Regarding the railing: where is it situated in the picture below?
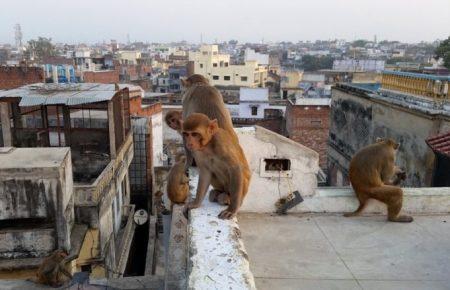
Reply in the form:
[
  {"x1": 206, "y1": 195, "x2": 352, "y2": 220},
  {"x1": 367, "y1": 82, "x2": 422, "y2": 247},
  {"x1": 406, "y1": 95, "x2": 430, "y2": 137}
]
[{"x1": 114, "y1": 204, "x2": 136, "y2": 278}]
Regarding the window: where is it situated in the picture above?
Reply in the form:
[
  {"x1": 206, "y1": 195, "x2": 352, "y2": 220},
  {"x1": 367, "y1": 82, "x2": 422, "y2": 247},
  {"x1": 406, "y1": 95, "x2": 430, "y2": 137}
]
[
  {"x1": 199, "y1": 63, "x2": 203, "y2": 68},
  {"x1": 265, "y1": 159, "x2": 291, "y2": 171},
  {"x1": 311, "y1": 120, "x2": 322, "y2": 126},
  {"x1": 282, "y1": 90, "x2": 288, "y2": 99},
  {"x1": 213, "y1": 75, "x2": 219, "y2": 80},
  {"x1": 251, "y1": 106, "x2": 258, "y2": 116},
  {"x1": 241, "y1": 76, "x2": 248, "y2": 82},
  {"x1": 224, "y1": 76, "x2": 231, "y2": 81},
  {"x1": 202, "y1": 51, "x2": 208, "y2": 55},
  {"x1": 260, "y1": 158, "x2": 292, "y2": 178},
  {"x1": 213, "y1": 63, "x2": 218, "y2": 67},
  {"x1": 225, "y1": 62, "x2": 229, "y2": 67}
]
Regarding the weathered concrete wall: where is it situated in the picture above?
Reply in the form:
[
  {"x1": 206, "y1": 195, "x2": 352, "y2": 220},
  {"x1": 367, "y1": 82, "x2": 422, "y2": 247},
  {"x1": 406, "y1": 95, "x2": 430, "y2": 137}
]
[
  {"x1": 237, "y1": 127, "x2": 319, "y2": 213},
  {"x1": 0, "y1": 228, "x2": 55, "y2": 258},
  {"x1": 328, "y1": 86, "x2": 450, "y2": 187},
  {"x1": 0, "y1": 147, "x2": 74, "y2": 257},
  {"x1": 188, "y1": 170, "x2": 256, "y2": 290}
]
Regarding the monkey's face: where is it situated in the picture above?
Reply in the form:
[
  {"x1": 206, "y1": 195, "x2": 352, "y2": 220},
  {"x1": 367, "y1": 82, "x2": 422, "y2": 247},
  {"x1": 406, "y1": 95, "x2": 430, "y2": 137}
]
[
  {"x1": 168, "y1": 117, "x2": 181, "y2": 131},
  {"x1": 183, "y1": 131, "x2": 204, "y2": 151}
]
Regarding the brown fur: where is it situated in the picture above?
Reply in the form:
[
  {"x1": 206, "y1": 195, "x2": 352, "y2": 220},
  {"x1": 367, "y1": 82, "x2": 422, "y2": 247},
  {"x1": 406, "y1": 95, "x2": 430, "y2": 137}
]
[
  {"x1": 165, "y1": 110, "x2": 183, "y2": 133},
  {"x1": 167, "y1": 154, "x2": 189, "y2": 205},
  {"x1": 345, "y1": 138, "x2": 413, "y2": 222},
  {"x1": 181, "y1": 74, "x2": 238, "y2": 168},
  {"x1": 182, "y1": 113, "x2": 251, "y2": 219},
  {"x1": 35, "y1": 249, "x2": 73, "y2": 287}
]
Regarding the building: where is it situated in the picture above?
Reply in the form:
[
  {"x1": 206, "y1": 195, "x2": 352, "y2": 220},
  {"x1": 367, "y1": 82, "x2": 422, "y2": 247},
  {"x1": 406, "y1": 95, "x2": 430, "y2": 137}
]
[
  {"x1": 118, "y1": 51, "x2": 142, "y2": 65},
  {"x1": 73, "y1": 51, "x2": 118, "y2": 83},
  {"x1": 0, "y1": 83, "x2": 135, "y2": 278},
  {"x1": 168, "y1": 66, "x2": 187, "y2": 93},
  {"x1": 0, "y1": 65, "x2": 44, "y2": 90},
  {"x1": 244, "y1": 48, "x2": 269, "y2": 66},
  {"x1": 43, "y1": 64, "x2": 76, "y2": 83},
  {"x1": 332, "y1": 59, "x2": 385, "y2": 72},
  {"x1": 0, "y1": 147, "x2": 77, "y2": 276},
  {"x1": 280, "y1": 69, "x2": 303, "y2": 99},
  {"x1": 227, "y1": 88, "x2": 285, "y2": 134},
  {"x1": 189, "y1": 45, "x2": 267, "y2": 87},
  {"x1": 285, "y1": 98, "x2": 331, "y2": 170},
  {"x1": 328, "y1": 71, "x2": 450, "y2": 186}
]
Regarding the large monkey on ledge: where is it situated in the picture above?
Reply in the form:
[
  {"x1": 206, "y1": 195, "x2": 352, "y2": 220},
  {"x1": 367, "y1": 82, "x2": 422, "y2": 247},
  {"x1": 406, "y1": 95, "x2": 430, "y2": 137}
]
[
  {"x1": 181, "y1": 74, "x2": 238, "y2": 168},
  {"x1": 344, "y1": 138, "x2": 412, "y2": 222},
  {"x1": 182, "y1": 113, "x2": 250, "y2": 219}
]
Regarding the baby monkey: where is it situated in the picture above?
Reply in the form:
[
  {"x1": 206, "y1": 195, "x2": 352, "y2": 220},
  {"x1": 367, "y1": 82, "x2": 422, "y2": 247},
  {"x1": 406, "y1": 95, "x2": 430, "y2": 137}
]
[{"x1": 167, "y1": 154, "x2": 190, "y2": 207}]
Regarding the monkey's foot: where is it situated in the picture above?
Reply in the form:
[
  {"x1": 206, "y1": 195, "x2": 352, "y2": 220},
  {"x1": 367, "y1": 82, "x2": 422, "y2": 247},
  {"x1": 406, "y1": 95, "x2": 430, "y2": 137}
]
[
  {"x1": 218, "y1": 209, "x2": 236, "y2": 219},
  {"x1": 388, "y1": 215, "x2": 414, "y2": 223},
  {"x1": 217, "y1": 193, "x2": 230, "y2": 205}
]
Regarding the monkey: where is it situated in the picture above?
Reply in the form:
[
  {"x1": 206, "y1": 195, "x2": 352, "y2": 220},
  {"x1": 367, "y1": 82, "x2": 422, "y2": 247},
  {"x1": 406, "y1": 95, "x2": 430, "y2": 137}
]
[
  {"x1": 35, "y1": 249, "x2": 74, "y2": 287},
  {"x1": 181, "y1": 74, "x2": 238, "y2": 169},
  {"x1": 182, "y1": 113, "x2": 251, "y2": 219},
  {"x1": 344, "y1": 138, "x2": 413, "y2": 222},
  {"x1": 167, "y1": 154, "x2": 190, "y2": 207},
  {"x1": 165, "y1": 110, "x2": 183, "y2": 133}
]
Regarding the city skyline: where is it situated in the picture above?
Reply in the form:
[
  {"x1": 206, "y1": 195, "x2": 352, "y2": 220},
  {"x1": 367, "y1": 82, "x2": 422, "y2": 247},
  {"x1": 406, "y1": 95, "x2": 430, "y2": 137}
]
[{"x1": 0, "y1": 0, "x2": 449, "y2": 45}]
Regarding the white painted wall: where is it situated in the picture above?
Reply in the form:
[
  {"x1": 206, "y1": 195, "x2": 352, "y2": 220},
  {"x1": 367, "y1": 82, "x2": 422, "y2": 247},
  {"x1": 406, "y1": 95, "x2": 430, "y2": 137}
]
[
  {"x1": 236, "y1": 127, "x2": 320, "y2": 213},
  {"x1": 152, "y1": 112, "x2": 164, "y2": 167}
]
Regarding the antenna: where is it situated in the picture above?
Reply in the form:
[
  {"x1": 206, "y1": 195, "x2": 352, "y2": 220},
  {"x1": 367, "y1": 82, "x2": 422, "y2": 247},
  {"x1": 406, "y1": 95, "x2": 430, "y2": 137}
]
[{"x1": 14, "y1": 24, "x2": 23, "y2": 49}]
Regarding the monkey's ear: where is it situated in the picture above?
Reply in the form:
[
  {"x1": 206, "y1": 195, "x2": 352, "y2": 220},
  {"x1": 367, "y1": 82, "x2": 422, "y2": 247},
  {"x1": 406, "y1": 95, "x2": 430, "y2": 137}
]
[
  {"x1": 209, "y1": 119, "x2": 219, "y2": 134},
  {"x1": 181, "y1": 78, "x2": 188, "y2": 87}
]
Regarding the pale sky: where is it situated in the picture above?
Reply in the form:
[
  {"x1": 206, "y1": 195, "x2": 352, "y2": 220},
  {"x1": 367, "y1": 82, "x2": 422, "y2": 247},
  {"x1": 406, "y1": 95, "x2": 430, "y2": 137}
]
[{"x1": 0, "y1": 0, "x2": 449, "y2": 44}]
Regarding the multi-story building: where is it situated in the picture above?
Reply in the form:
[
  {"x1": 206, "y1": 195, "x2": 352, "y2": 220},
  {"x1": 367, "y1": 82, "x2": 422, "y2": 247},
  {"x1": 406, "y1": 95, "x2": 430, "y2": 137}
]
[
  {"x1": 280, "y1": 69, "x2": 303, "y2": 99},
  {"x1": 168, "y1": 66, "x2": 187, "y2": 93},
  {"x1": 285, "y1": 98, "x2": 331, "y2": 169},
  {"x1": 0, "y1": 83, "x2": 136, "y2": 278},
  {"x1": 328, "y1": 71, "x2": 450, "y2": 186},
  {"x1": 189, "y1": 45, "x2": 267, "y2": 87}
]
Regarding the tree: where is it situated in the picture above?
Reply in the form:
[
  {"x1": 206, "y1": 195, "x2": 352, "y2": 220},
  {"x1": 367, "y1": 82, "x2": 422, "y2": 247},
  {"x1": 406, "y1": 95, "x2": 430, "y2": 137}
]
[
  {"x1": 352, "y1": 39, "x2": 369, "y2": 48},
  {"x1": 26, "y1": 37, "x2": 56, "y2": 62},
  {"x1": 301, "y1": 55, "x2": 334, "y2": 71},
  {"x1": 435, "y1": 36, "x2": 450, "y2": 69}
]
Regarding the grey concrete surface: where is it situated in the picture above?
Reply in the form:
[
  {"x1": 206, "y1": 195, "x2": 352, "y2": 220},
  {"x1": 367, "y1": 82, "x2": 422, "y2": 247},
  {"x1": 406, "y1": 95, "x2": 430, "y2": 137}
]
[{"x1": 238, "y1": 213, "x2": 450, "y2": 290}]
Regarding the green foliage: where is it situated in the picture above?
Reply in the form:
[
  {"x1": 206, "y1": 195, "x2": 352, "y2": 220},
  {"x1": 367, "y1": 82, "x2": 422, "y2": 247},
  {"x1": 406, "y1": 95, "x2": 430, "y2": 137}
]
[
  {"x1": 26, "y1": 37, "x2": 56, "y2": 62},
  {"x1": 352, "y1": 39, "x2": 369, "y2": 48},
  {"x1": 301, "y1": 55, "x2": 334, "y2": 71},
  {"x1": 435, "y1": 36, "x2": 450, "y2": 69}
]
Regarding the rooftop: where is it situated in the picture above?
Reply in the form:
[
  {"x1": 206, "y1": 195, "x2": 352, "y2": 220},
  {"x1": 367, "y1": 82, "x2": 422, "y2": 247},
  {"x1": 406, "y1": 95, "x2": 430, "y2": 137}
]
[
  {"x1": 0, "y1": 83, "x2": 122, "y2": 106},
  {"x1": 426, "y1": 132, "x2": 450, "y2": 157},
  {"x1": 0, "y1": 147, "x2": 69, "y2": 169}
]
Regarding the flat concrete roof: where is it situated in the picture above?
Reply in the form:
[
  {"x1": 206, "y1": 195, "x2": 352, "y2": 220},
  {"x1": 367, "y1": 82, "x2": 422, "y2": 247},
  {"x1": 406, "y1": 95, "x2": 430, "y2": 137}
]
[
  {"x1": 0, "y1": 147, "x2": 69, "y2": 169},
  {"x1": 239, "y1": 213, "x2": 450, "y2": 290}
]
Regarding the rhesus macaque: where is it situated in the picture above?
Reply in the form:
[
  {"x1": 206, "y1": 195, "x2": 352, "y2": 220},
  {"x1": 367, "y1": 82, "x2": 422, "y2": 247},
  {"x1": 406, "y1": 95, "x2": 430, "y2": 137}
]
[
  {"x1": 167, "y1": 154, "x2": 190, "y2": 206},
  {"x1": 344, "y1": 138, "x2": 413, "y2": 222},
  {"x1": 181, "y1": 74, "x2": 238, "y2": 168},
  {"x1": 35, "y1": 249, "x2": 73, "y2": 287},
  {"x1": 182, "y1": 113, "x2": 251, "y2": 219},
  {"x1": 165, "y1": 110, "x2": 183, "y2": 133}
]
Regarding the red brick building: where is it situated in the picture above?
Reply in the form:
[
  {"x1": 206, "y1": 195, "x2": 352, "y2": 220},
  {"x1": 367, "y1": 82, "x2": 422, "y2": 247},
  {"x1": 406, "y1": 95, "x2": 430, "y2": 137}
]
[
  {"x1": 0, "y1": 65, "x2": 44, "y2": 89},
  {"x1": 83, "y1": 70, "x2": 119, "y2": 84},
  {"x1": 285, "y1": 99, "x2": 331, "y2": 169}
]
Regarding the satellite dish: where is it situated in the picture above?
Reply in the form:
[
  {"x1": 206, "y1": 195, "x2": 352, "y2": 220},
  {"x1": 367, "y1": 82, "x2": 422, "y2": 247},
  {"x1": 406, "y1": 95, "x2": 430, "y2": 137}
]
[{"x1": 133, "y1": 209, "x2": 148, "y2": 225}]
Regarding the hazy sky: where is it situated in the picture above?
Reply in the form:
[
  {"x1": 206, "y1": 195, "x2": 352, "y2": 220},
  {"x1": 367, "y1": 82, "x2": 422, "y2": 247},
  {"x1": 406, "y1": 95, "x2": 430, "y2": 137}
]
[{"x1": 1, "y1": 0, "x2": 449, "y2": 44}]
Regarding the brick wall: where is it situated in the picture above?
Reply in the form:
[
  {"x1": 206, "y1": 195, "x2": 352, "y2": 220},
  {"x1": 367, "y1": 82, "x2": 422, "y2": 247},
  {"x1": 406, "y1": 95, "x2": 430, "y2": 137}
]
[
  {"x1": 0, "y1": 66, "x2": 44, "y2": 89},
  {"x1": 83, "y1": 70, "x2": 119, "y2": 84},
  {"x1": 130, "y1": 95, "x2": 162, "y2": 117},
  {"x1": 285, "y1": 102, "x2": 330, "y2": 169}
]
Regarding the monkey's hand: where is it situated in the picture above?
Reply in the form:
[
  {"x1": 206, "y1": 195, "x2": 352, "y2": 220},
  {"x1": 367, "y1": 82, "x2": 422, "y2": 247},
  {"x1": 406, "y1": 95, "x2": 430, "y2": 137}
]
[
  {"x1": 392, "y1": 168, "x2": 406, "y2": 185},
  {"x1": 218, "y1": 208, "x2": 236, "y2": 220}
]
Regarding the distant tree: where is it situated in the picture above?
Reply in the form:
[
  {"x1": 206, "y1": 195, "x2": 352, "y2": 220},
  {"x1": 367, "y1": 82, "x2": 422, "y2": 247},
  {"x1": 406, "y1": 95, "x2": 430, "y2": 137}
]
[
  {"x1": 352, "y1": 39, "x2": 369, "y2": 48},
  {"x1": 301, "y1": 55, "x2": 334, "y2": 71},
  {"x1": 26, "y1": 37, "x2": 56, "y2": 62},
  {"x1": 435, "y1": 36, "x2": 450, "y2": 69}
]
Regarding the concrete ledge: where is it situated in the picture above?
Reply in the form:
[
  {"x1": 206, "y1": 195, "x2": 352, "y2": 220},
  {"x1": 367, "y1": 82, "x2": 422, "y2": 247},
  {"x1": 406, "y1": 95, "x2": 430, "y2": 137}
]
[
  {"x1": 241, "y1": 187, "x2": 450, "y2": 214},
  {"x1": 187, "y1": 169, "x2": 256, "y2": 290}
]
